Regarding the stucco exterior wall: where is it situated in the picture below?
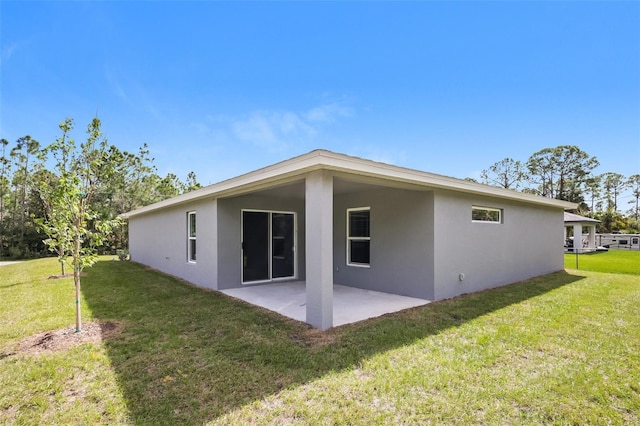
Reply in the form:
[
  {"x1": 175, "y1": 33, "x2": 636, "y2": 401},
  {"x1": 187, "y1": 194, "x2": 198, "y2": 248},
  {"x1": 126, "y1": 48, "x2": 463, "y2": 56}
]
[
  {"x1": 129, "y1": 178, "x2": 565, "y2": 307},
  {"x1": 217, "y1": 192, "x2": 306, "y2": 289},
  {"x1": 333, "y1": 188, "x2": 435, "y2": 299},
  {"x1": 432, "y1": 191, "x2": 564, "y2": 300},
  {"x1": 128, "y1": 198, "x2": 218, "y2": 290}
]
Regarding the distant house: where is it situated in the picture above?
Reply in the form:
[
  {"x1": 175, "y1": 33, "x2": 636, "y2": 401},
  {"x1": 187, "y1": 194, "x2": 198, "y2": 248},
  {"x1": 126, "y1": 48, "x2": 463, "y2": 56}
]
[
  {"x1": 563, "y1": 212, "x2": 600, "y2": 253},
  {"x1": 123, "y1": 150, "x2": 575, "y2": 329}
]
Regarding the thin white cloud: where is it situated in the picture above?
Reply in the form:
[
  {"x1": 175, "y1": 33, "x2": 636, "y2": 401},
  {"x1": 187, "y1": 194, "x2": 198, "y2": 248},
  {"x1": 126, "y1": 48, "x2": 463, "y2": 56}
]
[
  {"x1": 104, "y1": 69, "x2": 163, "y2": 121},
  {"x1": 185, "y1": 101, "x2": 355, "y2": 155},
  {"x1": 229, "y1": 101, "x2": 354, "y2": 151},
  {"x1": 1, "y1": 41, "x2": 21, "y2": 65},
  {"x1": 189, "y1": 121, "x2": 210, "y2": 135},
  {"x1": 305, "y1": 102, "x2": 353, "y2": 124},
  {"x1": 105, "y1": 70, "x2": 129, "y2": 102},
  {"x1": 231, "y1": 110, "x2": 310, "y2": 151}
]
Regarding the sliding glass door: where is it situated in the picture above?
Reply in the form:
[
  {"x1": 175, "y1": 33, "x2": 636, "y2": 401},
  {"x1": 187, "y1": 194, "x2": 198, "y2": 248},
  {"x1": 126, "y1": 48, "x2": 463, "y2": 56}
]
[{"x1": 242, "y1": 210, "x2": 295, "y2": 283}]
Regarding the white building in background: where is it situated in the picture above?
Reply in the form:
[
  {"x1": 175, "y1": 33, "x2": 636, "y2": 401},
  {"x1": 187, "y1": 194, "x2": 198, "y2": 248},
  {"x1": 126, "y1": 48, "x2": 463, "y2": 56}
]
[{"x1": 563, "y1": 212, "x2": 600, "y2": 253}]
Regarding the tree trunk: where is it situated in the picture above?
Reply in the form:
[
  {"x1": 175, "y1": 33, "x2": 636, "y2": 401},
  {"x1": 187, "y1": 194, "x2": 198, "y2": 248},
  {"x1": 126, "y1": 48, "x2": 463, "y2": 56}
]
[
  {"x1": 74, "y1": 236, "x2": 82, "y2": 333},
  {"x1": 74, "y1": 268, "x2": 81, "y2": 332}
]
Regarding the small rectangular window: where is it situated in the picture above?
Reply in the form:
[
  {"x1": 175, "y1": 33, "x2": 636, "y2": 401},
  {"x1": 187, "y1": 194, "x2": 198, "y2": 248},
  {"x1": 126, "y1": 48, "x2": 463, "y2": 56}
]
[
  {"x1": 187, "y1": 211, "x2": 196, "y2": 262},
  {"x1": 347, "y1": 207, "x2": 370, "y2": 266},
  {"x1": 472, "y1": 206, "x2": 502, "y2": 223}
]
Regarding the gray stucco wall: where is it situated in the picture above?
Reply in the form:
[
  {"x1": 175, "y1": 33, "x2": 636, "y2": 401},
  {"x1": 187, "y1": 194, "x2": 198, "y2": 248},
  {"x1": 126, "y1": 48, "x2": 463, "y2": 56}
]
[
  {"x1": 128, "y1": 198, "x2": 218, "y2": 290},
  {"x1": 217, "y1": 192, "x2": 306, "y2": 289},
  {"x1": 129, "y1": 178, "x2": 565, "y2": 306},
  {"x1": 432, "y1": 190, "x2": 564, "y2": 300},
  {"x1": 333, "y1": 188, "x2": 435, "y2": 299}
]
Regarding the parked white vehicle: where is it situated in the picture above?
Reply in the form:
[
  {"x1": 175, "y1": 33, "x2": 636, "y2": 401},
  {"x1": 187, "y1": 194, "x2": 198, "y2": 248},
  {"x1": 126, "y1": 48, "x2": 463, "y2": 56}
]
[{"x1": 595, "y1": 233, "x2": 640, "y2": 250}]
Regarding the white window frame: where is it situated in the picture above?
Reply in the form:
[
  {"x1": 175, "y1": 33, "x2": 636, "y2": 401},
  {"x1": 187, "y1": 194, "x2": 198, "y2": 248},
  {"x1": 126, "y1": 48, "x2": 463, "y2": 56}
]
[
  {"x1": 347, "y1": 207, "x2": 371, "y2": 267},
  {"x1": 472, "y1": 206, "x2": 502, "y2": 224},
  {"x1": 187, "y1": 211, "x2": 196, "y2": 263}
]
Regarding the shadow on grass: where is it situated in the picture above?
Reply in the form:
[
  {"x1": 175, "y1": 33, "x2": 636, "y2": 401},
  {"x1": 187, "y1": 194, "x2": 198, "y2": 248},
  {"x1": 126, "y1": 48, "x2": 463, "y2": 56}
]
[{"x1": 82, "y1": 261, "x2": 585, "y2": 424}]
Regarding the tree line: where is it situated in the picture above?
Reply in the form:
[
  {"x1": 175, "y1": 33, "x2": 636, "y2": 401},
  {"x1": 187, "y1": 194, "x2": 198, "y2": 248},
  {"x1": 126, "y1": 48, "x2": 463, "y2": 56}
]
[
  {"x1": 0, "y1": 118, "x2": 201, "y2": 260},
  {"x1": 474, "y1": 145, "x2": 640, "y2": 233},
  {"x1": 1, "y1": 119, "x2": 638, "y2": 261}
]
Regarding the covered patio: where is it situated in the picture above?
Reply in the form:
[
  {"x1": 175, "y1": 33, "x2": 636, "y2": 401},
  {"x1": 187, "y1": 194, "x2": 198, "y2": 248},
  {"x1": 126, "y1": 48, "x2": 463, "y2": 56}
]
[{"x1": 221, "y1": 282, "x2": 430, "y2": 327}]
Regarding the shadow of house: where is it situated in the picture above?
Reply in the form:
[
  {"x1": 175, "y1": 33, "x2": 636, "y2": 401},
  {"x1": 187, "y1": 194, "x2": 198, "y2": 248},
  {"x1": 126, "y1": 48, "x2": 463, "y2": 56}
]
[{"x1": 82, "y1": 260, "x2": 584, "y2": 424}]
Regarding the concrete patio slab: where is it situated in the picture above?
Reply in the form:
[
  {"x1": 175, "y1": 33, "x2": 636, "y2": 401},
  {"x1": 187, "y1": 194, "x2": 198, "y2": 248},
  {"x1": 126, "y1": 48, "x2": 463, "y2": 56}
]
[{"x1": 221, "y1": 281, "x2": 430, "y2": 327}]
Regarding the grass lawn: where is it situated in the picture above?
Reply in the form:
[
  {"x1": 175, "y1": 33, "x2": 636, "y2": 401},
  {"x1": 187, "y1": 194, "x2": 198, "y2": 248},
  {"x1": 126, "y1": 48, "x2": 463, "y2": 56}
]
[
  {"x1": 564, "y1": 249, "x2": 640, "y2": 275},
  {"x1": 1, "y1": 255, "x2": 639, "y2": 425}
]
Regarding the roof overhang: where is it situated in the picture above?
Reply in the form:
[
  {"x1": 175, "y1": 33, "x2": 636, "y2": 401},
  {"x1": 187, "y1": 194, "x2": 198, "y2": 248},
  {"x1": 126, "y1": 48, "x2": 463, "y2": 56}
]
[
  {"x1": 122, "y1": 149, "x2": 577, "y2": 219},
  {"x1": 564, "y1": 212, "x2": 601, "y2": 224}
]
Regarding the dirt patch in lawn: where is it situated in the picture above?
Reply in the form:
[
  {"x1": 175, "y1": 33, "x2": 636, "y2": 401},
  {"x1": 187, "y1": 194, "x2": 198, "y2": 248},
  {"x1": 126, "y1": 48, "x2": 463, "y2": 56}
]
[
  {"x1": 47, "y1": 272, "x2": 87, "y2": 280},
  {"x1": 290, "y1": 327, "x2": 339, "y2": 348},
  {"x1": 47, "y1": 273, "x2": 74, "y2": 279},
  {"x1": 11, "y1": 321, "x2": 123, "y2": 356}
]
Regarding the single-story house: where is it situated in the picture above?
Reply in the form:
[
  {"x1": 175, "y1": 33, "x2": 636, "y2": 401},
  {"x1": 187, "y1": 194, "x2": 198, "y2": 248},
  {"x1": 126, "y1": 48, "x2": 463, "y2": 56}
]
[
  {"x1": 563, "y1": 212, "x2": 600, "y2": 253},
  {"x1": 123, "y1": 150, "x2": 575, "y2": 329}
]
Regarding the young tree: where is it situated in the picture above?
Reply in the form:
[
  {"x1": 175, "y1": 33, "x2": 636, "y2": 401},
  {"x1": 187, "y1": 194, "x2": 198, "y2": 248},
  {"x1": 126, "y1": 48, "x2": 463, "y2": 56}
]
[
  {"x1": 36, "y1": 120, "x2": 75, "y2": 275},
  {"x1": 36, "y1": 171, "x2": 72, "y2": 275},
  {"x1": 39, "y1": 117, "x2": 120, "y2": 332},
  {"x1": 480, "y1": 158, "x2": 527, "y2": 190}
]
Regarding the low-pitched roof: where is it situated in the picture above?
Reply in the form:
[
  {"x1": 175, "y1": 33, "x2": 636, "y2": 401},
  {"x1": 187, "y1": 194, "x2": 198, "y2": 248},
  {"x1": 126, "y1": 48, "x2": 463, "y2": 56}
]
[
  {"x1": 564, "y1": 212, "x2": 601, "y2": 224},
  {"x1": 123, "y1": 149, "x2": 576, "y2": 218}
]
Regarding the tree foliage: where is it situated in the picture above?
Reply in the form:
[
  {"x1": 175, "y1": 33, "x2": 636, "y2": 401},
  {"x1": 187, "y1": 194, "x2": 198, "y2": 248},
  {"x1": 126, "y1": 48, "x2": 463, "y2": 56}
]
[
  {"x1": 628, "y1": 174, "x2": 640, "y2": 223},
  {"x1": 526, "y1": 145, "x2": 599, "y2": 202},
  {"x1": 600, "y1": 172, "x2": 628, "y2": 212},
  {"x1": 1, "y1": 118, "x2": 201, "y2": 260},
  {"x1": 37, "y1": 118, "x2": 120, "y2": 331},
  {"x1": 481, "y1": 158, "x2": 527, "y2": 190},
  {"x1": 476, "y1": 145, "x2": 635, "y2": 233}
]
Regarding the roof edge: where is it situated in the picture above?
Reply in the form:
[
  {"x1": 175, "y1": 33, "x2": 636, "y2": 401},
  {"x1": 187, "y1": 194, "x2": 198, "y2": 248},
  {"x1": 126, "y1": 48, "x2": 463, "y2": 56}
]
[{"x1": 122, "y1": 149, "x2": 577, "y2": 218}]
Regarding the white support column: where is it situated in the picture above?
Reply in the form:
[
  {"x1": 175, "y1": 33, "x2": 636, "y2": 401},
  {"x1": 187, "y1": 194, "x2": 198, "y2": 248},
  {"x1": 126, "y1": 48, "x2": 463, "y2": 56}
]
[
  {"x1": 305, "y1": 170, "x2": 333, "y2": 330},
  {"x1": 588, "y1": 225, "x2": 596, "y2": 251},
  {"x1": 573, "y1": 224, "x2": 583, "y2": 253},
  {"x1": 210, "y1": 198, "x2": 219, "y2": 290}
]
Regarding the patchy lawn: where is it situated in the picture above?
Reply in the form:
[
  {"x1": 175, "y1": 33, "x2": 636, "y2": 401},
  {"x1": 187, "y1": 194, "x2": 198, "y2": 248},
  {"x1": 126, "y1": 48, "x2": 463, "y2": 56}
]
[{"x1": 1, "y1": 256, "x2": 638, "y2": 424}]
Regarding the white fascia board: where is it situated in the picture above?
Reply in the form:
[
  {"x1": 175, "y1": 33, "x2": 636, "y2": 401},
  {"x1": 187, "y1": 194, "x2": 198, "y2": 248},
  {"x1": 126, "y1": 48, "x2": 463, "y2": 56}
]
[
  {"x1": 122, "y1": 149, "x2": 576, "y2": 218},
  {"x1": 121, "y1": 151, "x2": 325, "y2": 218},
  {"x1": 314, "y1": 151, "x2": 576, "y2": 210}
]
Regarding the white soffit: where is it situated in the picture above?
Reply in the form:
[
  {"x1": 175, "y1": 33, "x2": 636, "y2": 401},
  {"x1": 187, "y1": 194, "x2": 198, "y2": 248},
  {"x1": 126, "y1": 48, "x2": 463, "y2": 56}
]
[{"x1": 122, "y1": 149, "x2": 576, "y2": 218}]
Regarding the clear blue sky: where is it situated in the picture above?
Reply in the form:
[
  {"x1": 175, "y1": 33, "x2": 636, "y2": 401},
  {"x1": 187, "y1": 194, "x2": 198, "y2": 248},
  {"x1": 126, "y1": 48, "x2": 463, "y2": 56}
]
[{"x1": 2, "y1": 1, "x2": 639, "y2": 198}]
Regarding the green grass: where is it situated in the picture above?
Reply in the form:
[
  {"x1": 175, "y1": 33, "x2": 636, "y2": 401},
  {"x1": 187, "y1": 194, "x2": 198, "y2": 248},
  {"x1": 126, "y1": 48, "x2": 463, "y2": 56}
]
[
  {"x1": 565, "y1": 249, "x2": 640, "y2": 275},
  {"x1": 1, "y1": 255, "x2": 639, "y2": 424}
]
